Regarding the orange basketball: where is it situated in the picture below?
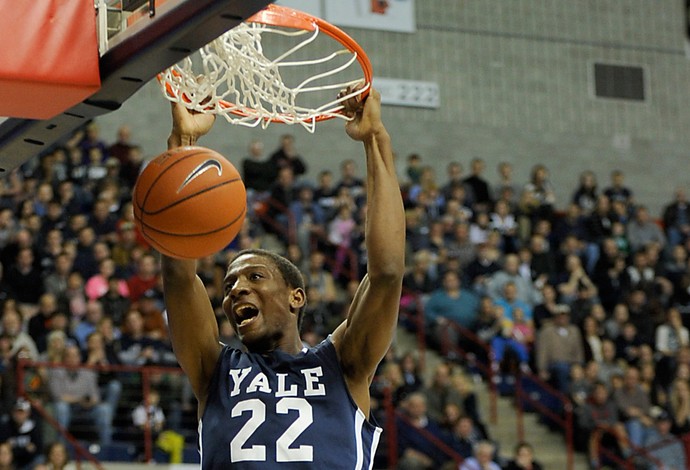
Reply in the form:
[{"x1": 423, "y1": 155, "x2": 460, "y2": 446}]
[{"x1": 132, "y1": 146, "x2": 246, "y2": 259}]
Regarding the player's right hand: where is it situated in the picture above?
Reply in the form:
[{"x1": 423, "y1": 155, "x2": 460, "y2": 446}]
[{"x1": 170, "y1": 102, "x2": 216, "y2": 146}]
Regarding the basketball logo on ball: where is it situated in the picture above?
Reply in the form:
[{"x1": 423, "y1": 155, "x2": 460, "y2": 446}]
[{"x1": 133, "y1": 146, "x2": 246, "y2": 259}]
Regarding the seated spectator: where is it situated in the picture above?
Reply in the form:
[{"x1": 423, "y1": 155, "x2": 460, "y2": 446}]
[
  {"x1": 0, "y1": 441, "x2": 13, "y2": 470},
  {"x1": 489, "y1": 199, "x2": 518, "y2": 253},
  {"x1": 603, "y1": 303, "x2": 629, "y2": 341},
  {"x1": 38, "y1": 330, "x2": 68, "y2": 365},
  {"x1": 669, "y1": 378, "x2": 690, "y2": 435},
  {"x1": 575, "y1": 381, "x2": 630, "y2": 469},
  {"x1": 643, "y1": 409, "x2": 686, "y2": 470},
  {"x1": 448, "y1": 415, "x2": 484, "y2": 460},
  {"x1": 603, "y1": 169, "x2": 633, "y2": 209},
  {"x1": 531, "y1": 284, "x2": 560, "y2": 331},
  {"x1": 0, "y1": 398, "x2": 42, "y2": 470},
  {"x1": 73, "y1": 300, "x2": 105, "y2": 350},
  {"x1": 596, "y1": 340, "x2": 625, "y2": 385},
  {"x1": 84, "y1": 258, "x2": 129, "y2": 301},
  {"x1": 494, "y1": 281, "x2": 533, "y2": 323},
  {"x1": 613, "y1": 366, "x2": 653, "y2": 448},
  {"x1": 27, "y1": 293, "x2": 59, "y2": 353},
  {"x1": 655, "y1": 307, "x2": 689, "y2": 385},
  {"x1": 395, "y1": 392, "x2": 451, "y2": 470},
  {"x1": 399, "y1": 352, "x2": 424, "y2": 399},
  {"x1": 83, "y1": 331, "x2": 122, "y2": 417},
  {"x1": 491, "y1": 306, "x2": 532, "y2": 372},
  {"x1": 1, "y1": 309, "x2": 38, "y2": 361},
  {"x1": 423, "y1": 363, "x2": 455, "y2": 423},
  {"x1": 459, "y1": 440, "x2": 501, "y2": 470},
  {"x1": 581, "y1": 315, "x2": 603, "y2": 363},
  {"x1": 662, "y1": 188, "x2": 690, "y2": 248},
  {"x1": 556, "y1": 254, "x2": 598, "y2": 310},
  {"x1": 615, "y1": 322, "x2": 644, "y2": 366},
  {"x1": 465, "y1": 244, "x2": 501, "y2": 293},
  {"x1": 536, "y1": 307, "x2": 584, "y2": 392},
  {"x1": 41, "y1": 442, "x2": 70, "y2": 470},
  {"x1": 486, "y1": 254, "x2": 542, "y2": 307},
  {"x1": 627, "y1": 206, "x2": 666, "y2": 253},
  {"x1": 47, "y1": 345, "x2": 113, "y2": 446},
  {"x1": 503, "y1": 441, "x2": 544, "y2": 470},
  {"x1": 424, "y1": 270, "x2": 480, "y2": 343}
]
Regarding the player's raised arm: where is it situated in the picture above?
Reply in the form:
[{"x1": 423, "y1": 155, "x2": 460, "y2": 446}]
[
  {"x1": 160, "y1": 104, "x2": 221, "y2": 414},
  {"x1": 332, "y1": 88, "x2": 405, "y2": 409}
]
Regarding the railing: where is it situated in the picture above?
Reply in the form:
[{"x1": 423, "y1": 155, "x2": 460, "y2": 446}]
[
  {"x1": 591, "y1": 423, "x2": 665, "y2": 470},
  {"x1": 514, "y1": 370, "x2": 574, "y2": 470},
  {"x1": 16, "y1": 359, "x2": 192, "y2": 465}
]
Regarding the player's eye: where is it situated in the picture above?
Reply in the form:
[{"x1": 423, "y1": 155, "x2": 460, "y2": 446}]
[{"x1": 249, "y1": 272, "x2": 262, "y2": 280}]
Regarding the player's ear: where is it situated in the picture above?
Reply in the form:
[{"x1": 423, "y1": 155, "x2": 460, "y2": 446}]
[{"x1": 289, "y1": 288, "x2": 306, "y2": 312}]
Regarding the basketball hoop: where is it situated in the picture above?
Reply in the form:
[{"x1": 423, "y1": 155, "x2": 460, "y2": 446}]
[{"x1": 157, "y1": 4, "x2": 373, "y2": 132}]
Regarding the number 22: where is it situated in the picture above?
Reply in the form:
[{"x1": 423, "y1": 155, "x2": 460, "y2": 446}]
[{"x1": 230, "y1": 397, "x2": 313, "y2": 462}]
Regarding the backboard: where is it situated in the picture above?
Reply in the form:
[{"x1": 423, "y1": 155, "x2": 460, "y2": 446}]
[{"x1": 0, "y1": 0, "x2": 273, "y2": 172}]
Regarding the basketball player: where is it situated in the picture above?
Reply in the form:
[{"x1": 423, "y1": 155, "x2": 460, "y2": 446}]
[{"x1": 161, "y1": 87, "x2": 405, "y2": 468}]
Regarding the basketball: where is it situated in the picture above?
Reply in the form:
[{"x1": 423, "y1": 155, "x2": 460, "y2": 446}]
[{"x1": 132, "y1": 146, "x2": 246, "y2": 259}]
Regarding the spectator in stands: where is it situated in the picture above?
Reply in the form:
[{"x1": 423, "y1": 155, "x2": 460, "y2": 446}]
[
  {"x1": 503, "y1": 441, "x2": 544, "y2": 470},
  {"x1": 459, "y1": 440, "x2": 501, "y2": 470},
  {"x1": 39, "y1": 330, "x2": 68, "y2": 365},
  {"x1": 47, "y1": 345, "x2": 113, "y2": 446},
  {"x1": 556, "y1": 254, "x2": 598, "y2": 311},
  {"x1": 0, "y1": 442, "x2": 13, "y2": 470},
  {"x1": 615, "y1": 321, "x2": 646, "y2": 367},
  {"x1": 438, "y1": 220, "x2": 471, "y2": 266},
  {"x1": 41, "y1": 442, "x2": 70, "y2": 470},
  {"x1": 450, "y1": 373, "x2": 488, "y2": 439},
  {"x1": 662, "y1": 188, "x2": 690, "y2": 248},
  {"x1": 423, "y1": 363, "x2": 456, "y2": 423},
  {"x1": 84, "y1": 258, "x2": 129, "y2": 302},
  {"x1": 73, "y1": 300, "x2": 104, "y2": 350},
  {"x1": 1, "y1": 309, "x2": 38, "y2": 361},
  {"x1": 0, "y1": 398, "x2": 42, "y2": 469},
  {"x1": 99, "y1": 277, "x2": 131, "y2": 326},
  {"x1": 43, "y1": 255, "x2": 72, "y2": 303},
  {"x1": 572, "y1": 170, "x2": 598, "y2": 216},
  {"x1": 268, "y1": 134, "x2": 307, "y2": 181},
  {"x1": 603, "y1": 170, "x2": 634, "y2": 209},
  {"x1": 448, "y1": 415, "x2": 485, "y2": 460},
  {"x1": 536, "y1": 307, "x2": 584, "y2": 392},
  {"x1": 490, "y1": 306, "x2": 532, "y2": 373},
  {"x1": 627, "y1": 206, "x2": 666, "y2": 253},
  {"x1": 27, "y1": 293, "x2": 59, "y2": 353},
  {"x1": 131, "y1": 388, "x2": 166, "y2": 459},
  {"x1": 396, "y1": 392, "x2": 451, "y2": 470},
  {"x1": 596, "y1": 339, "x2": 625, "y2": 385},
  {"x1": 463, "y1": 158, "x2": 491, "y2": 213},
  {"x1": 643, "y1": 409, "x2": 686, "y2": 470},
  {"x1": 613, "y1": 366, "x2": 652, "y2": 448},
  {"x1": 489, "y1": 199, "x2": 519, "y2": 254},
  {"x1": 493, "y1": 281, "x2": 533, "y2": 323},
  {"x1": 241, "y1": 139, "x2": 274, "y2": 199},
  {"x1": 126, "y1": 254, "x2": 159, "y2": 303},
  {"x1": 107, "y1": 125, "x2": 134, "y2": 165},
  {"x1": 117, "y1": 310, "x2": 175, "y2": 367},
  {"x1": 575, "y1": 381, "x2": 630, "y2": 469},
  {"x1": 335, "y1": 158, "x2": 365, "y2": 205},
  {"x1": 289, "y1": 184, "x2": 326, "y2": 258},
  {"x1": 424, "y1": 270, "x2": 480, "y2": 343},
  {"x1": 5, "y1": 248, "x2": 43, "y2": 313},
  {"x1": 667, "y1": 376, "x2": 690, "y2": 435},
  {"x1": 486, "y1": 254, "x2": 542, "y2": 307},
  {"x1": 520, "y1": 163, "x2": 556, "y2": 225}
]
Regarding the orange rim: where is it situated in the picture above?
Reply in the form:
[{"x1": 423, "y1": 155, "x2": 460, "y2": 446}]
[{"x1": 158, "y1": 4, "x2": 373, "y2": 124}]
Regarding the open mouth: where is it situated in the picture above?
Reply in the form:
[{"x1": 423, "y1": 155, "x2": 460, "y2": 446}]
[{"x1": 234, "y1": 304, "x2": 259, "y2": 327}]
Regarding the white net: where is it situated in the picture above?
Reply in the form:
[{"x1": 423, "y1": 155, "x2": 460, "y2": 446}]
[{"x1": 158, "y1": 21, "x2": 370, "y2": 133}]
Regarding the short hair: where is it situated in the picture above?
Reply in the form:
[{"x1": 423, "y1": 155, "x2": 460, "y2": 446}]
[{"x1": 229, "y1": 249, "x2": 307, "y2": 329}]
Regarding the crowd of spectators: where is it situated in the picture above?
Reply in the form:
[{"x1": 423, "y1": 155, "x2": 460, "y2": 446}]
[{"x1": 0, "y1": 118, "x2": 689, "y2": 469}]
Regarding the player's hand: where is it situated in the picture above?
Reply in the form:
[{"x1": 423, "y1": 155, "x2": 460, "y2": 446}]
[
  {"x1": 342, "y1": 86, "x2": 385, "y2": 142},
  {"x1": 169, "y1": 102, "x2": 216, "y2": 147}
]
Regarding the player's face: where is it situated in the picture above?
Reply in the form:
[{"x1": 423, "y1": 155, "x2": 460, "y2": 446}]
[{"x1": 223, "y1": 254, "x2": 303, "y2": 352}]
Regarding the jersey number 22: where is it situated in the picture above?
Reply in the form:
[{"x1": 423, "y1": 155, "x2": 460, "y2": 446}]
[{"x1": 230, "y1": 397, "x2": 313, "y2": 462}]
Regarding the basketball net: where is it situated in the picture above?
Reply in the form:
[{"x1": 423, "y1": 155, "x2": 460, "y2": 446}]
[{"x1": 157, "y1": 5, "x2": 372, "y2": 133}]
